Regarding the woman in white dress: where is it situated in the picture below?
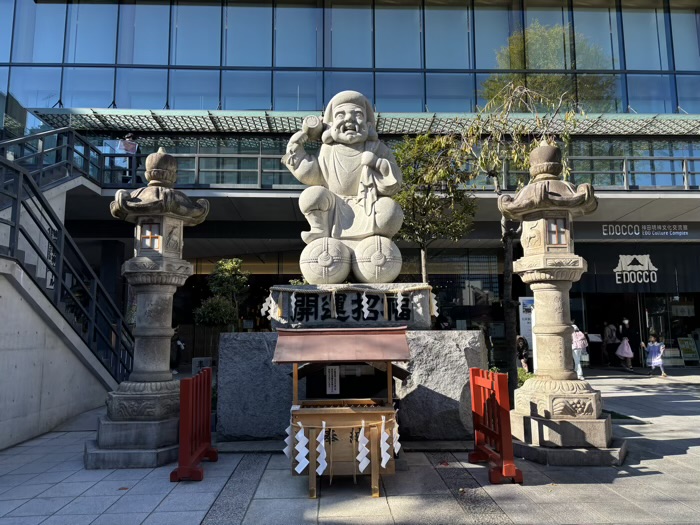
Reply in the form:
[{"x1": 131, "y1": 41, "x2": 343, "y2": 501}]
[{"x1": 572, "y1": 324, "x2": 589, "y2": 380}]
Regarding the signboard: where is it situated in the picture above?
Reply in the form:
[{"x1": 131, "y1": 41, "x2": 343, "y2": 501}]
[
  {"x1": 325, "y1": 366, "x2": 340, "y2": 395},
  {"x1": 518, "y1": 297, "x2": 535, "y2": 349},
  {"x1": 575, "y1": 223, "x2": 700, "y2": 241},
  {"x1": 677, "y1": 337, "x2": 700, "y2": 363}
]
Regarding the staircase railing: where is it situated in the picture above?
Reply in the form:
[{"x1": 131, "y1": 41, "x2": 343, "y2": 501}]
[{"x1": 0, "y1": 156, "x2": 133, "y2": 382}]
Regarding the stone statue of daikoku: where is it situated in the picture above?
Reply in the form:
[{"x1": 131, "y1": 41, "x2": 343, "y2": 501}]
[{"x1": 283, "y1": 91, "x2": 404, "y2": 284}]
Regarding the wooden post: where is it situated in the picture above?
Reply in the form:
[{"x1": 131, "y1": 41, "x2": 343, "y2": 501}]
[
  {"x1": 386, "y1": 362, "x2": 393, "y2": 406},
  {"x1": 293, "y1": 363, "x2": 299, "y2": 405},
  {"x1": 308, "y1": 428, "x2": 317, "y2": 499},
  {"x1": 370, "y1": 426, "x2": 380, "y2": 498}
]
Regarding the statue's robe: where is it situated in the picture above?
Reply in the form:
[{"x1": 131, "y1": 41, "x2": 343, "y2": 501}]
[{"x1": 295, "y1": 140, "x2": 402, "y2": 240}]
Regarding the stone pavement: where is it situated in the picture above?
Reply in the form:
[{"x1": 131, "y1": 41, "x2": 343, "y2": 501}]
[{"x1": 1, "y1": 368, "x2": 699, "y2": 525}]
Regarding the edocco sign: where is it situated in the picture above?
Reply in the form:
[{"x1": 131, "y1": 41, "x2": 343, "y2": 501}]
[{"x1": 613, "y1": 255, "x2": 658, "y2": 284}]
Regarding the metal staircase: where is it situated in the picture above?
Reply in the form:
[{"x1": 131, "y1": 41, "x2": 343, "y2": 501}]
[{"x1": 0, "y1": 155, "x2": 133, "y2": 382}]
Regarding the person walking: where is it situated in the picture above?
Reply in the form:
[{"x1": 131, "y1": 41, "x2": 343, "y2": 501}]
[
  {"x1": 572, "y1": 324, "x2": 588, "y2": 380},
  {"x1": 617, "y1": 317, "x2": 640, "y2": 371},
  {"x1": 516, "y1": 336, "x2": 531, "y2": 373},
  {"x1": 602, "y1": 320, "x2": 618, "y2": 366},
  {"x1": 646, "y1": 332, "x2": 667, "y2": 378}
]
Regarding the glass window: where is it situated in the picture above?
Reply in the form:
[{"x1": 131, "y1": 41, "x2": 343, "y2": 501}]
[
  {"x1": 547, "y1": 218, "x2": 567, "y2": 245},
  {"x1": 275, "y1": 0, "x2": 322, "y2": 67},
  {"x1": 116, "y1": 69, "x2": 167, "y2": 109},
  {"x1": 427, "y1": 74, "x2": 474, "y2": 112},
  {"x1": 0, "y1": 67, "x2": 7, "y2": 95},
  {"x1": 12, "y1": 1, "x2": 67, "y2": 63},
  {"x1": 118, "y1": 1, "x2": 170, "y2": 65},
  {"x1": 62, "y1": 68, "x2": 115, "y2": 108},
  {"x1": 65, "y1": 1, "x2": 118, "y2": 63},
  {"x1": 375, "y1": 0, "x2": 421, "y2": 69},
  {"x1": 9, "y1": 67, "x2": 62, "y2": 108},
  {"x1": 273, "y1": 71, "x2": 323, "y2": 110},
  {"x1": 324, "y1": 0, "x2": 372, "y2": 67},
  {"x1": 0, "y1": 0, "x2": 14, "y2": 62},
  {"x1": 169, "y1": 69, "x2": 220, "y2": 109},
  {"x1": 621, "y1": 1, "x2": 668, "y2": 70},
  {"x1": 476, "y1": 73, "x2": 525, "y2": 108},
  {"x1": 572, "y1": 1, "x2": 620, "y2": 69},
  {"x1": 525, "y1": 1, "x2": 571, "y2": 69},
  {"x1": 376, "y1": 72, "x2": 423, "y2": 112},
  {"x1": 576, "y1": 74, "x2": 623, "y2": 113},
  {"x1": 670, "y1": 2, "x2": 700, "y2": 71},
  {"x1": 324, "y1": 72, "x2": 373, "y2": 105},
  {"x1": 475, "y1": 0, "x2": 524, "y2": 69},
  {"x1": 224, "y1": 2, "x2": 273, "y2": 67},
  {"x1": 425, "y1": 0, "x2": 472, "y2": 69},
  {"x1": 222, "y1": 71, "x2": 272, "y2": 109},
  {"x1": 677, "y1": 75, "x2": 700, "y2": 114},
  {"x1": 171, "y1": 1, "x2": 222, "y2": 66},
  {"x1": 626, "y1": 75, "x2": 673, "y2": 113}
]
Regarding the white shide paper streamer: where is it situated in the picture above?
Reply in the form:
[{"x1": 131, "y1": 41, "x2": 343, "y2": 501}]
[
  {"x1": 380, "y1": 416, "x2": 391, "y2": 468},
  {"x1": 294, "y1": 423, "x2": 310, "y2": 474},
  {"x1": 356, "y1": 421, "x2": 370, "y2": 473},
  {"x1": 316, "y1": 421, "x2": 327, "y2": 476}
]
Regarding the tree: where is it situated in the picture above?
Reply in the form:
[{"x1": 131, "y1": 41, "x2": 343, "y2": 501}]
[
  {"x1": 480, "y1": 21, "x2": 618, "y2": 113},
  {"x1": 393, "y1": 134, "x2": 478, "y2": 283},
  {"x1": 206, "y1": 258, "x2": 250, "y2": 331},
  {"x1": 459, "y1": 82, "x2": 580, "y2": 402}
]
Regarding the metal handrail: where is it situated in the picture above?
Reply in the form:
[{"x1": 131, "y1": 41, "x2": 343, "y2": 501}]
[
  {"x1": 2, "y1": 128, "x2": 700, "y2": 193},
  {"x1": 0, "y1": 156, "x2": 133, "y2": 382}
]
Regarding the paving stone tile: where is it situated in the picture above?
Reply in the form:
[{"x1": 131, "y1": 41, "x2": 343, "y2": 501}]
[
  {"x1": 46, "y1": 461, "x2": 84, "y2": 473},
  {"x1": 387, "y1": 495, "x2": 471, "y2": 525},
  {"x1": 38, "y1": 481, "x2": 95, "y2": 498},
  {"x1": 63, "y1": 470, "x2": 115, "y2": 483},
  {"x1": 265, "y1": 454, "x2": 291, "y2": 470},
  {"x1": 401, "y1": 452, "x2": 432, "y2": 467},
  {"x1": 91, "y1": 513, "x2": 149, "y2": 525},
  {"x1": 317, "y1": 477, "x2": 391, "y2": 518},
  {"x1": 21, "y1": 472, "x2": 73, "y2": 485},
  {"x1": 496, "y1": 502, "x2": 558, "y2": 524},
  {"x1": 0, "y1": 476, "x2": 39, "y2": 490},
  {"x1": 155, "y1": 491, "x2": 218, "y2": 512},
  {"x1": 104, "y1": 469, "x2": 153, "y2": 481},
  {"x1": 40, "y1": 514, "x2": 99, "y2": 525},
  {"x1": 170, "y1": 476, "x2": 228, "y2": 494},
  {"x1": 0, "y1": 515, "x2": 46, "y2": 524},
  {"x1": 381, "y1": 466, "x2": 449, "y2": 496},
  {"x1": 627, "y1": 499, "x2": 699, "y2": 523},
  {"x1": 56, "y1": 495, "x2": 121, "y2": 515},
  {"x1": 7, "y1": 497, "x2": 73, "y2": 517},
  {"x1": 241, "y1": 498, "x2": 318, "y2": 525},
  {"x1": 537, "y1": 502, "x2": 611, "y2": 524},
  {"x1": 202, "y1": 453, "x2": 269, "y2": 525},
  {"x1": 0, "y1": 501, "x2": 27, "y2": 518},
  {"x1": 318, "y1": 518, "x2": 393, "y2": 525},
  {"x1": 142, "y1": 511, "x2": 207, "y2": 525},
  {"x1": 81, "y1": 480, "x2": 136, "y2": 497},
  {"x1": 105, "y1": 493, "x2": 166, "y2": 514},
  {"x1": 200, "y1": 456, "x2": 243, "y2": 478},
  {"x1": 0, "y1": 485, "x2": 55, "y2": 502},
  {"x1": 4, "y1": 464, "x2": 53, "y2": 476},
  {"x1": 253, "y1": 469, "x2": 310, "y2": 499},
  {"x1": 127, "y1": 477, "x2": 177, "y2": 496}
]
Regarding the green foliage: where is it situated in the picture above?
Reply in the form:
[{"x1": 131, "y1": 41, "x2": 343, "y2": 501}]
[
  {"x1": 393, "y1": 134, "x2": 477, "y2": 281},
  {"x1": 194, "y1": 295, "x2": 237, "y2": 327},
  {"x1": 288, "y1": 277, "x2": 308, "y2": 286},
  {"x1": 480, "y1": 22, "x2": 617, "y2": 113},
  {"x1": 517, "y1": 368, "x2": 535, "y2": 388}
]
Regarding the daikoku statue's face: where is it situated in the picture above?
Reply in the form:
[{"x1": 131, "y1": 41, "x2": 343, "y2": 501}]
[{"x1": 330, "y1": 103, "x2": 369, "y2": 145}]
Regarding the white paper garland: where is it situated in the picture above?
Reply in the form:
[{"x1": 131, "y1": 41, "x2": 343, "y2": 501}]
[
  {"x1": 430, "y1": 292, "x2": 439, "y2": 316},
  {"x1": 290, "y1": 291, "x2": 297, "y2": 318},
  {"x1": 283, "y1": 422, "x2": 293, "y2": 458},
  {"x1": 361, "y1": 292, "x2": 370, "y2": 319},
  {"x1": 395, "y1": 291, "x2": 403, "y2": 314},
  {"x1": 316, "y1": 421, "x2": 327, "y2": 476},
  {"x1": 380, "y1": 416, "x2": 391, "y2": 468},
  {"x1": 392, "y1": 413, "x2": 402, "y2": 455},
  {"x1": 260, "y1": 292, "x2": 272, "y2": 317},
  {"x1": 294, "y1": 423, "x2": 309, "y2": 474},
  {"x1": 356, "y1": 421, "x2": 370, "y2": 473}
]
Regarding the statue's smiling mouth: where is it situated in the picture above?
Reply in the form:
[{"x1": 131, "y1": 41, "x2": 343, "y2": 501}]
[{"x1": 342, "y1": 123, "x2": 357, "y2": 132}]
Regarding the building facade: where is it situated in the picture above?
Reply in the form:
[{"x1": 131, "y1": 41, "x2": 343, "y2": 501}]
[{"x1": 1, "y1": 0, "x2": 699, "y2": 363}]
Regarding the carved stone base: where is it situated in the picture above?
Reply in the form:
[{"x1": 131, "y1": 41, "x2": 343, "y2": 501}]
[
  {"x1": 511, "y1": 412, "x2": 612, "y2": 448},
  {"x1": 106, "y1": 380, "x2": 179, "y2": 421},
  {"x1": 84, "y1": 440, "x2": 178, "y2": 469},
  {"x1": 96, "y1": 416, "x2": 179, "y2": 450},
  {"x1": 513, "y1": 378, "x2": 602, "y2": 420},
  {"x1": 513, "y1": 438, "x2": 627, "y2": 466}
]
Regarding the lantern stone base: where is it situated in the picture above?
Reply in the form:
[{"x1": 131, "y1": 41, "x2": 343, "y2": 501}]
[
  {"x1": 512, "y1": 437, "x2": 628, "y2": 467},
  {"x1": 84, "y1": 439, "x2": 178, "y2": 469},
  {"x1": 510, "y1": 412, "x2": 612, "y2": 449},
  {"x1": 85, "y1": 381, "x2": 180, "y2": 469}
]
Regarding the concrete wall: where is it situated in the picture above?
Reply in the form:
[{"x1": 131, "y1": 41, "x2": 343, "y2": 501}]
[
  {"x1": 217, "y1": 330, "x2": 487, "y2": 441},
  {"x1": 0, "y1": 260, "x2": 114, "y2": 450}
]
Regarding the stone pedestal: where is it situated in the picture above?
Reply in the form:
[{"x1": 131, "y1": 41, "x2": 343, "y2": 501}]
[
  {"x1": 85, "y1": 148, "x2": 209, "y2": 469},
  {"x1": 498, "y1": 143, "x2": 624, "y2": 466}
]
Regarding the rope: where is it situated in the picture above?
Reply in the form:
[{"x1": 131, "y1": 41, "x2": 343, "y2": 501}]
[
  {"x1": 291, "y1": 419, "x2": 395, "y2": 431},
  {"x1": 271, "y1": 284, "x2": 432, "y2": 295}
]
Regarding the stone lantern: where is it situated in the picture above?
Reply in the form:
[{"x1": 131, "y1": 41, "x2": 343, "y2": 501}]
[
  {"x1": 498, "y1": 142, "x2": 622, "y2": 462},
  {"x1": 85, "y1": 148, "x2": 209, "y2": 468}
]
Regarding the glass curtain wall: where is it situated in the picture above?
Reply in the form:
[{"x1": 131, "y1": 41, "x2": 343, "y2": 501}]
[{"x1": 0, "y1": 0, "x2": 698, "y2": 114}]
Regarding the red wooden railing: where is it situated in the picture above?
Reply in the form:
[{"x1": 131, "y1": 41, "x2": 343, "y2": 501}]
[
  {"x1": 467, "y1": 367, "x2": 523, "y2": 484},
  {"x1": 170, "y1": 367, "x2": 218, "y2": 482}
]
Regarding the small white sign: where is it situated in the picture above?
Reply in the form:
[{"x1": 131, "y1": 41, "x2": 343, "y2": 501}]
[{"x1": 326, "y1": 366, "x2": 340, "y2": 395}]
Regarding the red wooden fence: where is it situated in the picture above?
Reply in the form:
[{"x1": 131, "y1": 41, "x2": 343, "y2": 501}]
[
  {"x1": 468, "y1": 367, "x2": 523, "y2": 484},
  {"x1": 170, "y1": 367, "x2": 218, "y2": 482}
]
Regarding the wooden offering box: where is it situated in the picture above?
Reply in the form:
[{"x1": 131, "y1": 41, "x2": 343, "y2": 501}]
[{"x1": 273, "y1": 327, "x2": 410, "y2": 498}]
